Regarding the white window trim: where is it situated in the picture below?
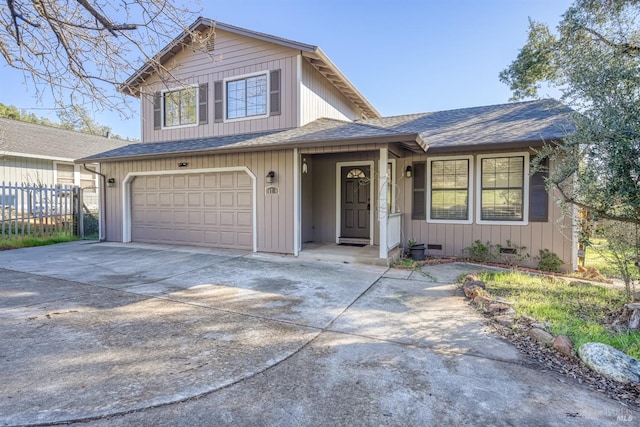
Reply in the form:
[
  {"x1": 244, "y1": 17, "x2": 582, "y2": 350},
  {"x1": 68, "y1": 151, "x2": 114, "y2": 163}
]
[
  {"x1": 53, "y1": 161, "x2": 79, "y2": 186},
  {"x1": 160, "y1": 84, "x2": 200, "y2": 130},
  {"x1": 223, "y1": 71, "x2": 270, "y2": 123},
  {"x1": 476, "y1": 152, "x2": 529, "y2": 226},
  {"x1": 427, "y1": 155, "x2": 474, "y2": 225}
]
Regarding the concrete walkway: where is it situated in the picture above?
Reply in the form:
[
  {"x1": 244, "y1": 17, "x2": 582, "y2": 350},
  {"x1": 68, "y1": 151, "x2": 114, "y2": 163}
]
[{"x1": 0, "y1": 242, "x2": 635, "y2": 426}]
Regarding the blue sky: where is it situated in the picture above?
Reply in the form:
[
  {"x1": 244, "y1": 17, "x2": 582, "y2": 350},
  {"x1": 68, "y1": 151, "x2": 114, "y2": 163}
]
[{"x1": 0, "y1": 0, "x2": 571, "y2": 140}]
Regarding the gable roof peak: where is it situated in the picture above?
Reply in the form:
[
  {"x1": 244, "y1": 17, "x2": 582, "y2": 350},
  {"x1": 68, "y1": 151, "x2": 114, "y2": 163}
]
[{"x1": 120, "y1": 17, "x2": 380, "y2": 119}]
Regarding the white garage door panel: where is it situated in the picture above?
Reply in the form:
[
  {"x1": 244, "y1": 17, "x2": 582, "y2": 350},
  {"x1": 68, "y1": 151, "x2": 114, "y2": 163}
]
[{"x1": 131, "y1": 171, "x2": 253, "y2": 250}]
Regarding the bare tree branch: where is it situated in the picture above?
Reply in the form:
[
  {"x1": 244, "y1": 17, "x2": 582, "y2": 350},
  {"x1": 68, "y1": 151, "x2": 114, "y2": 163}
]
[
  {"x1": 0, "y1": 1, "x2": 205, "y2": 116},
  {"x1": 582, "y1": 25, "x2": 640, "y2": 55}
]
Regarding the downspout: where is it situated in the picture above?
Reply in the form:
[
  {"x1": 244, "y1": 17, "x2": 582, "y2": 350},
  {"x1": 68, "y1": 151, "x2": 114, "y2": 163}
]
[{"x1": 82, "y1": 164, "x2": 107, "y2": 242}]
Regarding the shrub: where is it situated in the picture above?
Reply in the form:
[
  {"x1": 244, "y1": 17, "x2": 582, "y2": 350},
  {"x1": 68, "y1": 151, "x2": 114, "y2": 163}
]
[
  {"x1": 537, "y1": 249, "x2": 563, "y2": 272},
  {"x1": 461, "y1": 240, "x2": 495, "y2": 262}
]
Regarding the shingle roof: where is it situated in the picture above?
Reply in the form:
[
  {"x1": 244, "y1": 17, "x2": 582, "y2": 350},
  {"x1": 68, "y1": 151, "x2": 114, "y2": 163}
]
[
  {"x1": 359, "y1": 99, "x2": 574, "y2": 148},
  {"x1": 80, "y1": 99, "x2": 574, "y2": 162},
  {"x1": 0, "y1": 118, "x2": 130, "y2": 161}
]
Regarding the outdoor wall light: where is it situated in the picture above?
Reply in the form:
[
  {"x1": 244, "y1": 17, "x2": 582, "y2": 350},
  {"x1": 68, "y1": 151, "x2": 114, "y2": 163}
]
[
  {"x1": 178, "y1": 162, "x2": 188, "y2": 168},
  {"x1": 266, "y1": 171, "x2": 275, "y2": 184},
  {"x1": 405, "y1": 165, "x2": 413, "y2": 178}
]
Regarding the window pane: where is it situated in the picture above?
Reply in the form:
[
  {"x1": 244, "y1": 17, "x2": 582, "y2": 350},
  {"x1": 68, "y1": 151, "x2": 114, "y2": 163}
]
[
  {"x1": 163, "y1": 88, "x2": 196, "y2": 127},
  {"x1": 480, "y1": 156, "x2": 525, "y2": 221},
  {"x1": 226, "y1": 74, "x2": 267, "y2": 119},
  {"x1": 430, "y1": 159, "x2": 469, "y2": 220},
  {"x1": 431, "y1": 189, "x2": 468, "y2": 220},
  {"x1": 226, "y1": 80, "x2": 245, "y2": 119}
]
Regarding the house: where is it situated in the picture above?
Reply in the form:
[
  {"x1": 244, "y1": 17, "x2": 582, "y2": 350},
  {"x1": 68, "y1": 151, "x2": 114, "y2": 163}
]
[
  {"x1": 0, "y1": 118, "x2": 128, "y2": 211},
  {"x1": 78, "y1": 18, "x2": 577, "y2": 270}
]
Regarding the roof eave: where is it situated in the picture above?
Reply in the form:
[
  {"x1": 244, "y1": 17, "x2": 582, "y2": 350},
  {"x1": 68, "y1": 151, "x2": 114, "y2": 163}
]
[
  {"x1": 76, "y1": 132, "x2": 423, "y2": 163},
  {"x1": 425, "y1": 138, "x2": 565, "y2": 154},
  {"x1": 302, "y1": 48, "x2": 381, "y2": 119}
]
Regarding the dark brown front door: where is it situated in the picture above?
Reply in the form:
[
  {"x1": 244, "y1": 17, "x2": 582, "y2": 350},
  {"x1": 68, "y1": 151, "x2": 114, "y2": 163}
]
[{"x1": 341, "y1": 166, "x2": 370, "y2": 239}]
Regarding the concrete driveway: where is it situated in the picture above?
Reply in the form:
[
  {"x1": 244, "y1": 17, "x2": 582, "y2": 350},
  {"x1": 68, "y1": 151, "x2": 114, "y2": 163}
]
[{"x1": 0, "y1": 242, "x2": 635, "y2": 426}]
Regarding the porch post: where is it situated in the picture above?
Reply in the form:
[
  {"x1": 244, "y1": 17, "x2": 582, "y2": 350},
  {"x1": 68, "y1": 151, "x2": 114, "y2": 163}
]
[
  {"x1": 293, "y1": 148, "x2": 300, "y2": 256},
  {"x1": 379, "y1": 148, "x2": 388, "y2": 259}
]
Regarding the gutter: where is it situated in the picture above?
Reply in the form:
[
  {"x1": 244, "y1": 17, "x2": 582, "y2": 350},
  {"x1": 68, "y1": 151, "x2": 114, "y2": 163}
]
[{"x1": 82, "y1": 164, "x2": 107, "y2": 242}]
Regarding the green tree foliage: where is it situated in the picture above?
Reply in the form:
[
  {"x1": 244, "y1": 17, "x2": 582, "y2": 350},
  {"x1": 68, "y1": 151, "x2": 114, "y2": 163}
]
[
  {"x1": 0, "y1": 102, "x2": 129, "y2": 139},
  {"x1": 500, "y1": 0, "x2": 640, "y2": 225},
  {"x1": 0, "y1": 102, "x2": 55, "y2": 126}
]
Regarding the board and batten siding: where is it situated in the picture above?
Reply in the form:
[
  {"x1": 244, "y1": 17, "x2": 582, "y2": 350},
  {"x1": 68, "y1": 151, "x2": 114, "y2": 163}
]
[
  {"x1": 302, "y1": 149, "x2": 387, "y2": 245},
  {"x1": 100, "y1": 149, "x2": 295, "y2": 254},
  {"x1": 0, "y1": 156, "x2": 54, "y2": 184},
  {"x1": 299, "y1": 60, "x2": 363, "y2": 125},
  {"x1": 140, "y1": 30, "x2": 299, "y2": 143},
  {"x1": 398, "y1": 152, "x2": 573, "y2": 270}
]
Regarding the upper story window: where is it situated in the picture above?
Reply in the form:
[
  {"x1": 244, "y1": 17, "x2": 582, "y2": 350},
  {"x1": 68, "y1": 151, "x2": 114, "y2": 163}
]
[
  {"x1": 477, "y1": 153, "x2": 529, "y2": 224},
  {"x1": 216, "y1": 70, "x2": 280, "y2": 123},
  {"x1": 226, "y1": 73, "x2": 268, "y2": 119},
  {"x1": 163, "y1": 86, "x2": 197, "y2": 127},
  {"x1": 153, "y1": 84, "x2": 208, "y2": 130}
]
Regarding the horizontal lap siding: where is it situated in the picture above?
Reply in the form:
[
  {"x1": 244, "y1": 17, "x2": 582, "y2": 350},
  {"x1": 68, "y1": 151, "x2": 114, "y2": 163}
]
[
  {"x1": 400, "y1": 153, "x2": 573, "y2": 270},
  {"x1": 141, "y1": 30, "x2": 299, "y2": 143},
  {"x1": 100, "y1": 149, "x2": 294, "y2": 254},
  {"x1": 300, "y1": 60, "x2": 363, "y2": 125}
]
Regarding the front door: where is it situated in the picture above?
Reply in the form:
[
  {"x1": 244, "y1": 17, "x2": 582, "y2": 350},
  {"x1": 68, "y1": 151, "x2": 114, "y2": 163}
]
[{"x1": 341, "y1": 166, "x2": 370, "y2": 239}]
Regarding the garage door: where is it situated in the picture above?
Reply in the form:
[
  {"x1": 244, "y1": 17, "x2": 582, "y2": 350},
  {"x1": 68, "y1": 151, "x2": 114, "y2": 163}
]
[{"x1": 131, "y1": 171, "x2": 253, "y2": 249}]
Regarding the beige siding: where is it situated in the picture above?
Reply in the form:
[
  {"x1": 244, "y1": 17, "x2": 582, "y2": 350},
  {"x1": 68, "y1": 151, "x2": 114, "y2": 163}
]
[
  {"x1": 398, "y1": 152, "x2": 574, "y2": 271},
  {"x1": 0, "y1": 156, "x2": 54, "y2": 184},
  {"x1": 100, "y1": 149, "x2": 295, "y2": 254},
  {"x1": 299, "y1": 60, "x2": 363, "y2": 125},
  {"x1": 305, "y1": 151, "x2": 383, "y2": 244},
  {"x1": 140, "y1": 30, "x2": 299, "y2": 143}
]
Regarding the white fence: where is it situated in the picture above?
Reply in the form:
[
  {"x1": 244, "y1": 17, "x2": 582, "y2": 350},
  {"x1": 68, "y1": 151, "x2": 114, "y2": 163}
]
[{"x1": 1, "y1": 182, "x2": 80, "y2": 239}]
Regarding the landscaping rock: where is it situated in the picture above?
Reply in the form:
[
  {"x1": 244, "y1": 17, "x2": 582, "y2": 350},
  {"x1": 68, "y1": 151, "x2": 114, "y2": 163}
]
[
  {"x1": 463, "y1": 274, "x2": 480, "y2": 283},
  {"x1": 487, "y1": 302, "x2": 511, "y2": 314},
  {"x1": 552, "y1": 335, "x2": 574, "y2": 357},
  {"x1": 472, "y1": 295, "x2": 493, "y2": 308},
  {"x1": 578, "y1": 342, "x2": 640, "y2": 384},
  {"x1": 466, "y1": 280, "x2": 486, "y2": 289},
  {"x1": 625, "y1": 303, "x2": 640, "y2": 330},
  {"x1": 531, "y1": 323, "x2": 547, "y2": 331},
  {"x1": 529, "y1": 328, "x2": 554, "y2": 346},
  {"x1": 462, "y1": 284, "x2": 483, "y2": 299},
  {"x1": 494, "y1": 314, "x2": 515, "y2": 327},
  {"x1": 494, "y1": 297, "x2": 515, "y2": 305}
]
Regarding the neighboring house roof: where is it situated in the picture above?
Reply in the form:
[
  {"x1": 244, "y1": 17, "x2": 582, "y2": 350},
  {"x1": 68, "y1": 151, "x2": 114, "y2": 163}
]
[
  {"x1": 79, "y1": 99, "x2": 574, "y2": 163},
  {"x1": 0, "y1": 118, "x2": 130, "y2": 162},
  {"x1": 120, "y1": 17, "x2": 380, "y2": 119}
]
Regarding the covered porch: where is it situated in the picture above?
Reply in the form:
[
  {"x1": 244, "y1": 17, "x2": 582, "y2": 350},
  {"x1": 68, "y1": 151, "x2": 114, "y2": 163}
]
[{"x1": 293, "y1": 142, "x2": 414, "y2": 263}]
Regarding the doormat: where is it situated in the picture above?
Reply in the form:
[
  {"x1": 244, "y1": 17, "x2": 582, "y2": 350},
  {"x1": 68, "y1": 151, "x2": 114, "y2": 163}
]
[{"x1": 338, "y1": 243, "x2": 367, "y2": 247}]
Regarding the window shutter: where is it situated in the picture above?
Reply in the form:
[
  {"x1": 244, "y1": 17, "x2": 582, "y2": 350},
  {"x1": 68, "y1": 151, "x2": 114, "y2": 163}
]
[
  {"x1": 529, "y1": 159, "x2": 549, "y2": 222},
  {"x1": 412, "y1": 162, "x2": 426, "y2": 220},
  {"x1": 214, "y1": 81, "x2": 223, "y2": 123},
  {"x1": 198, "y1": 83, "x2": 208, "y2": 124},
  {"x1": 269, "y1": 69, "x2": 281, "y2": 116},
  {"x1": 153, "y1": 91, "x2": 161, "y2": 130}
]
